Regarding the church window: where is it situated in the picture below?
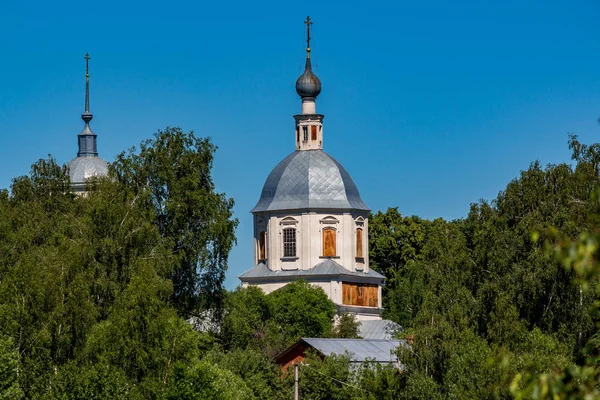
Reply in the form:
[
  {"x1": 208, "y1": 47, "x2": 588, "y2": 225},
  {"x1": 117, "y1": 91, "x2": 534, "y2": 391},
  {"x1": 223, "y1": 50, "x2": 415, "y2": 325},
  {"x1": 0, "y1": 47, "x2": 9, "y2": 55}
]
[
  {"x1": 259, "y1": 231, "x2": 266, "y2": 260},
  {"x1": 342, "y1": 282, "x2": 378, "y2": 307},
  {"x1": 322, "y1": 228, "x2": 336, "y2": 257},
  {"x1": 356, "y1": 228, "x2": 363, "y2": 258},
  {"x1": 303, "y1": 126, "x2": 308, "y2": 141},
  {"x1": 296, "y1": 128, "x2": 299, "y2": 143},
  {"x1": 283, "y1": 227, "x2": 296, "y2": 258},
  {"x1": 311, "y1": 125, "x2": 317, "y2": 141}
]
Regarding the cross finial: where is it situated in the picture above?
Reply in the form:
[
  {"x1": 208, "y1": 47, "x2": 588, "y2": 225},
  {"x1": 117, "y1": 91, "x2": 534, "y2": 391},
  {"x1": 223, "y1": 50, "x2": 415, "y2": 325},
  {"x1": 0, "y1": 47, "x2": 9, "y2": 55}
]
[
  {"x1": 304, "y1": 16, "x2": 312, "y2": 56},
  {"x1": 85, "y1": 53, "x2": 90, "y2": 78},
  {"x1": 83, "y1": 53, "x2": 91, "y2": 116}
]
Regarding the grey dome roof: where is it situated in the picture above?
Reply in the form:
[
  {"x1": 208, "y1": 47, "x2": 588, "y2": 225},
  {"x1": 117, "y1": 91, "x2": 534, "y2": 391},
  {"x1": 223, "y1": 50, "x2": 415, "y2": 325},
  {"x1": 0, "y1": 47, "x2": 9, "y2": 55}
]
[
  {"x1": 67, "y1": 156, "x2": 108, "y2": 191},
  {"x1": 296, "y1": 59, "x2": 322, "y2": 98},
  {"x1": 252, "y1": 150, "x2": 369, "y2": 213}
]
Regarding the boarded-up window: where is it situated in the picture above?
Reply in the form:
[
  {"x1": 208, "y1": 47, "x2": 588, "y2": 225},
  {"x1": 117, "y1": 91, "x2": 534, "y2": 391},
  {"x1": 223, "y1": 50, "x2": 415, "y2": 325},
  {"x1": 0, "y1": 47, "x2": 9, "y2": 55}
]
[
  {"x1": 259, "y1": 231, "x2": 266, "y2": 260},
  {"x1": 283, "y1": 228, "x2": 296, "y2": 257},
  {"x1": 323, "y1": 228, "x2": 336, "y2": 257},
  {"x1": 356, "y1": 228, "x2": 363, "y2": 258},
  {"x1": 342, "y1": 282, "x2": 378, "y2": 307},
  {"x1": 311, "y1": 125, "x2": 317, "y2": 140}
]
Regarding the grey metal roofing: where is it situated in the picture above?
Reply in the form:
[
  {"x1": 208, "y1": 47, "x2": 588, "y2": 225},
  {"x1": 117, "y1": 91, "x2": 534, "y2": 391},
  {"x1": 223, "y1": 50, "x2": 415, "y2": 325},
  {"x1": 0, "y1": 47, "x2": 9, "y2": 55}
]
[
  {"x1": 238, "y1": 259, "x2": 384, "y2": 282},
  {"x1": 67, "y1": 156, "x2": 108, "y2": 188},
  {"x1": 251, "y1": 150, "x2": 370, "y2": 213},
  {"x1": 301, "y1": 338, "x2": 403, "y2": 363},
  {"x1": 359, "y1": 320, "x2": 402, "y2": 340},
  {"x1": 296, "y1": 57, "x2": 321, "y2": 99}
]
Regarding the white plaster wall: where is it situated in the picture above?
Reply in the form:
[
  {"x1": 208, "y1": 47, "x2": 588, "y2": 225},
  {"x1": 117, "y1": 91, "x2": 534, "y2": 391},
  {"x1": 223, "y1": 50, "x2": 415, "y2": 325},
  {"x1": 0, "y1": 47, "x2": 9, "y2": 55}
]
[
  {"x1": 248, "y1": 209, "x2": 381, "y2": 321},
  {"x1": 241, "y1": 280, "x2": 332, "y2": 298},
  {"x1": 295, "y1": 118, "x2": 323, "y2": 151},
  {"x1": 253, "y1": 210, "x2": 369, "y2": 273}
]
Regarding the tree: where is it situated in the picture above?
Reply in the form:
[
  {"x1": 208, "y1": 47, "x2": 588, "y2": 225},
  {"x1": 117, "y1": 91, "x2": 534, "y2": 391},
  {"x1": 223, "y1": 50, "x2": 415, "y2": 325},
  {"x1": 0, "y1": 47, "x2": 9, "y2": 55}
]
[
  {"x1": 0, "y1": 335, "x2": 23, "y2": 399},
  {"x1": 221, "y1": 286, "x2": 271, "y2": 351},
  {"x1": 0, "y1": 128, "x2": 239, "y2": 398},
  {"x1": 371, "y1": 134, "x2": 600, "y2": 398},
  {"x1": 331, "y1": 313, "x2": 361, "y2": 339},
  {"x1": 112, "y1": 127, "x2": 238, "y2": 316},
  {"x1": 267, "y1": 281, "x2": 336, "y2": 346}
]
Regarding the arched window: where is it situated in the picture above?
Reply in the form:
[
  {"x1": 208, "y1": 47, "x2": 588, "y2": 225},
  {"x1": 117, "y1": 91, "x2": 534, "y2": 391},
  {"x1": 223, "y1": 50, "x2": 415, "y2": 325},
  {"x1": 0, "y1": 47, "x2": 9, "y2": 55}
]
[
  {"x1": 259, "y1": 231, "x2": 266, "y2": 260},
  {"x1": 323, "y1": 228, "x2": 336, "y2": 257},
  {"x1": 356, "y1": 228, "x2": 364, "y2": 258},
  {"x1": 283, "y1": 227, "x2": 296, "y2": 258}
]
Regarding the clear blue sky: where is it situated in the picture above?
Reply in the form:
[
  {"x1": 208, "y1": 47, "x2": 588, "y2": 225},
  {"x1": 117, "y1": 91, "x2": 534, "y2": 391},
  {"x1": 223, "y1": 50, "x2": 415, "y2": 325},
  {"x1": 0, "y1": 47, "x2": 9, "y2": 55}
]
[{"x1": 1, "y1": 0, "x2": 599, "y2": 289}]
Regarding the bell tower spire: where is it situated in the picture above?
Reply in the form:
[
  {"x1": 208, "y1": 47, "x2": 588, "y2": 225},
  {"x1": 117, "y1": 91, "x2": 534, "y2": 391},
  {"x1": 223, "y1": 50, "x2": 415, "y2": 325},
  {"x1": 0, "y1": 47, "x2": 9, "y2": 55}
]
[
  {"x1": 294, "y1": 16, "x2": 324, "y2": 151},
  {"x1": 77, "y1": 53, "x2": 98, "y2": 157}
]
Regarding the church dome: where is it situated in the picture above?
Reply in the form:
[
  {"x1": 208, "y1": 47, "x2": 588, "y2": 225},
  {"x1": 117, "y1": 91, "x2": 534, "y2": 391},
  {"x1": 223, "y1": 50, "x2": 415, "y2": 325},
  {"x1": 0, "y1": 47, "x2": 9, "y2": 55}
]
[
  {"x1": 252, "y1": 150, "x2": 369, "y2": 213},
  {"x1": 67, "y1": 156, "x2": 108, "y2": 191},
  {"x1": 295, "y1": 60, "x2": 321, "y2": 99}
]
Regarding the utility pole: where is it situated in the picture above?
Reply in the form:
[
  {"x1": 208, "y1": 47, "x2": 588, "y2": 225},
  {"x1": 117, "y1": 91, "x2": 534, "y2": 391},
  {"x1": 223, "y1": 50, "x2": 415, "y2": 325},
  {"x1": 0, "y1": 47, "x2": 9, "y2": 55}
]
[{"x1": 294, "y1": 363, "x2": 299, "y2": 400}]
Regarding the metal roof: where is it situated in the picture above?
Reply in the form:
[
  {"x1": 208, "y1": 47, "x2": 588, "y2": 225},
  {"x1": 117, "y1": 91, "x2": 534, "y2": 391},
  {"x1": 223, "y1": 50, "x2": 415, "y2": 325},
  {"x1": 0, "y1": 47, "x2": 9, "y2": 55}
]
[
  {"x1": 301, "y1": 338, "x2": 403, "y2": 363},
  {"x1": 296, "y1": 57, "x2": 321, "y2": 99},
  {"x1": 238, "y1": 259, "x2": 384, "y2": 283},
  {"x1": 251, "y1": 150, "x2": 370, "y2": 213},
  {"x1": 359, "y1": 320, "x2": 402, "y2": 340},
  {"x1": 67, "y1": 155, "x2": 108, "y2": 189}
]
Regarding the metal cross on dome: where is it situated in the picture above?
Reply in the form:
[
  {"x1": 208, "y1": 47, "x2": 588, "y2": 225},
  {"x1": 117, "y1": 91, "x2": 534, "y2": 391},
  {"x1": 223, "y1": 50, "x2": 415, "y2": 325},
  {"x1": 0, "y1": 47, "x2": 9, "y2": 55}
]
[
  {"x1": 84, "y1": 53, "x2": 90, "y2": 78},
  {"x1": 304, "y1": 16, "x2": 312, "y2": 51}
]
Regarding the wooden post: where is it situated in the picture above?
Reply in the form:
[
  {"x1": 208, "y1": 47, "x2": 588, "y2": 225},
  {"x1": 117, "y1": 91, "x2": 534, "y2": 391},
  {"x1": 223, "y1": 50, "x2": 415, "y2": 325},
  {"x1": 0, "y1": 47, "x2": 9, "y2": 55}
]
[{"x1": 294, "y1": 363, "x2": 299, "y2": 400}]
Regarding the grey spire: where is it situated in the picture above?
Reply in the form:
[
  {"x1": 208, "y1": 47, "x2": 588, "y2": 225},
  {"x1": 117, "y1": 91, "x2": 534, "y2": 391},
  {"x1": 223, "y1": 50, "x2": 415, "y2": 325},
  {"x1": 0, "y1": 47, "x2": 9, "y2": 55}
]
[
  {"x1": 77, "y1": 53, "x2": 98, "y2": 157},
  {"x1": 295, "y1": 16, "x2": 322, "y2": 99}
]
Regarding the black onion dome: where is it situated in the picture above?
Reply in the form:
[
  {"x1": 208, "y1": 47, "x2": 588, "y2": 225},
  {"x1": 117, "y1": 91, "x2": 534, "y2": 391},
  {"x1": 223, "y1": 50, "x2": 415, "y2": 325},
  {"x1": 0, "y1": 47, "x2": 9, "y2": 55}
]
[{"x1": 296, "y1": 58, "x2": 322, "y2": 98}]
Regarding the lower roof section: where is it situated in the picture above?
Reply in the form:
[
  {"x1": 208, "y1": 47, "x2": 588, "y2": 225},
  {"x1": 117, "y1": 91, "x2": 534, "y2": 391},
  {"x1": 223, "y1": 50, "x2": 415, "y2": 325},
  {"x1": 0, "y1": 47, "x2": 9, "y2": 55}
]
[
  {"x1": 275, "y1": 338, "x2": 405, "y2": 366},
  {"x1": 238, "y1": 259, "x2": 384, "y2": 284}
]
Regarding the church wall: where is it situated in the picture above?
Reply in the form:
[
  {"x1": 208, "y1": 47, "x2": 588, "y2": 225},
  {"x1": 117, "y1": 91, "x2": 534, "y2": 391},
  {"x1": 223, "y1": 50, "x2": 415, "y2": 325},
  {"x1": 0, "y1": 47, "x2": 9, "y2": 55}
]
[
  {"x1": 241, "y1": 280, "x2": 333, "y2": 299},
  {"x1": 253, "y1": 209, "x2": 369, "y2": 274}
]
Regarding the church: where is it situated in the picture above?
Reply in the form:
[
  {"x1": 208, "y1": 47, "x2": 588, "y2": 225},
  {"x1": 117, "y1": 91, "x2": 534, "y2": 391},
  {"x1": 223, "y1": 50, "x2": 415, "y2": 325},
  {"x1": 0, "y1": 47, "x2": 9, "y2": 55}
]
[
  {"x1": 239, "y1": 18, "x2": 384, "y2": 321},
  {"x1": 63, "y1": 22, "x2": 385, "y2": 323}
]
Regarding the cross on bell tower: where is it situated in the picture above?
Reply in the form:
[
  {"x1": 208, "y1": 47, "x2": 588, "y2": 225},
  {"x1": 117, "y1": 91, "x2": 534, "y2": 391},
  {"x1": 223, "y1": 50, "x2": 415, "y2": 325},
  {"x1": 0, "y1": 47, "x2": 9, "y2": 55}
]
[
  {"x1": 304, "y1": 16, "x2": 312, "y2": 57},
  {"x1": 294, "y1": 16, "x2": 324, "y2": 151}
]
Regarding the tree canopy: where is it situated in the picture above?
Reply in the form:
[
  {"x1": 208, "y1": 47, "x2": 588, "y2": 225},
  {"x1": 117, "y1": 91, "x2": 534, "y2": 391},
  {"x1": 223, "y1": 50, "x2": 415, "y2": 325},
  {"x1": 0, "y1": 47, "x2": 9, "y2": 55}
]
[{"x1": 1, "y1": 129, "x2": 599, "y2": 398}]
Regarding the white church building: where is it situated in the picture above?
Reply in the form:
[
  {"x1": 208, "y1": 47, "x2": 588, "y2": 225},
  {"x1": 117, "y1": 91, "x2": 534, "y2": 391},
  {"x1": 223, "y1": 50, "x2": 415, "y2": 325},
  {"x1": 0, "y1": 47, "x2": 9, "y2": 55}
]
[{"x1": 239, "y1": 18, "x2": 384, "y2": 321}]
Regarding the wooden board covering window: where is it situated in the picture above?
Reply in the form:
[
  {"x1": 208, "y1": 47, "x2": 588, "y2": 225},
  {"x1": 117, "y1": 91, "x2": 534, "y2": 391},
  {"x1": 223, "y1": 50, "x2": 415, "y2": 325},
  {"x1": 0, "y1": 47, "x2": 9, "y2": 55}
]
[
  {"x1": 311, "y1": 125, "x2": 317, "y2": 140},
  {"x1": 259, "y1": 231, "x2": 266, "y2": 260},
  {"x1": 342, "y1": 282, "x2": 378, "y2": 307},
  {"x1": 323, "y1": 229, "x2": 336, "y2": 257},
  {"x1": 356, "y1": 228, "x2": 363, "y2": 258}
]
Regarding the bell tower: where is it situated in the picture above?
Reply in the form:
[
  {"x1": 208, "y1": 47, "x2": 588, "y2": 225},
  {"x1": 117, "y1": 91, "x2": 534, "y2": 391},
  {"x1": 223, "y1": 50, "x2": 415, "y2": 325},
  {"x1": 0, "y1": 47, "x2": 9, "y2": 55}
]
[{"x1": 294, "y1": 16, "x2": 324, "y2": 151}]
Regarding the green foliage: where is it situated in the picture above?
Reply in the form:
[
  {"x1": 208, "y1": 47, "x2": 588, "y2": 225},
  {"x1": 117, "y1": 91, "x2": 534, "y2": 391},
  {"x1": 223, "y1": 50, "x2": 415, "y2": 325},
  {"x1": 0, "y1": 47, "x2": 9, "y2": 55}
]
[
  {"x1": 0, "y1": 129, "x2": 238, "y2": 398},
  {"x1": 0, "y1": 335, "x2": 23, "y2": 399},
  {"x1": 221, "y1": 286, "x2": 271, "y2": 351},
  {"x1": 3, "y1": 127, "x2": 600, "y2": 399},
  {"x1": 204, "y1": 348, "x2": 284, "y2": 399},
  {"x1": 267, "y1": 280, "x2": 336, "y2": 342},
  {"x1": 165, "y1": 361, "x2": 255, "y2": 400},
  {"x1": 112, "y1": 127, "x2": 238, "y2": 315},
  {"x1": 331, "y1": 313, "x2": 361, "y2": 338},
  {"x1": 83, "y1": 263, "x2": 200, "y2": 388},
  {"x1": 295, "y1": 351, "x2": 365, "y2": 399},
  {"x1": 222, "y1": 281, "x2": 336, "y2": 356},
  {"x1": 369, "y1": 134, "x2": 600, "y2": 398},
  {"x1": 510, "y1": 227, "x2": 600, "y2": 399}
]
